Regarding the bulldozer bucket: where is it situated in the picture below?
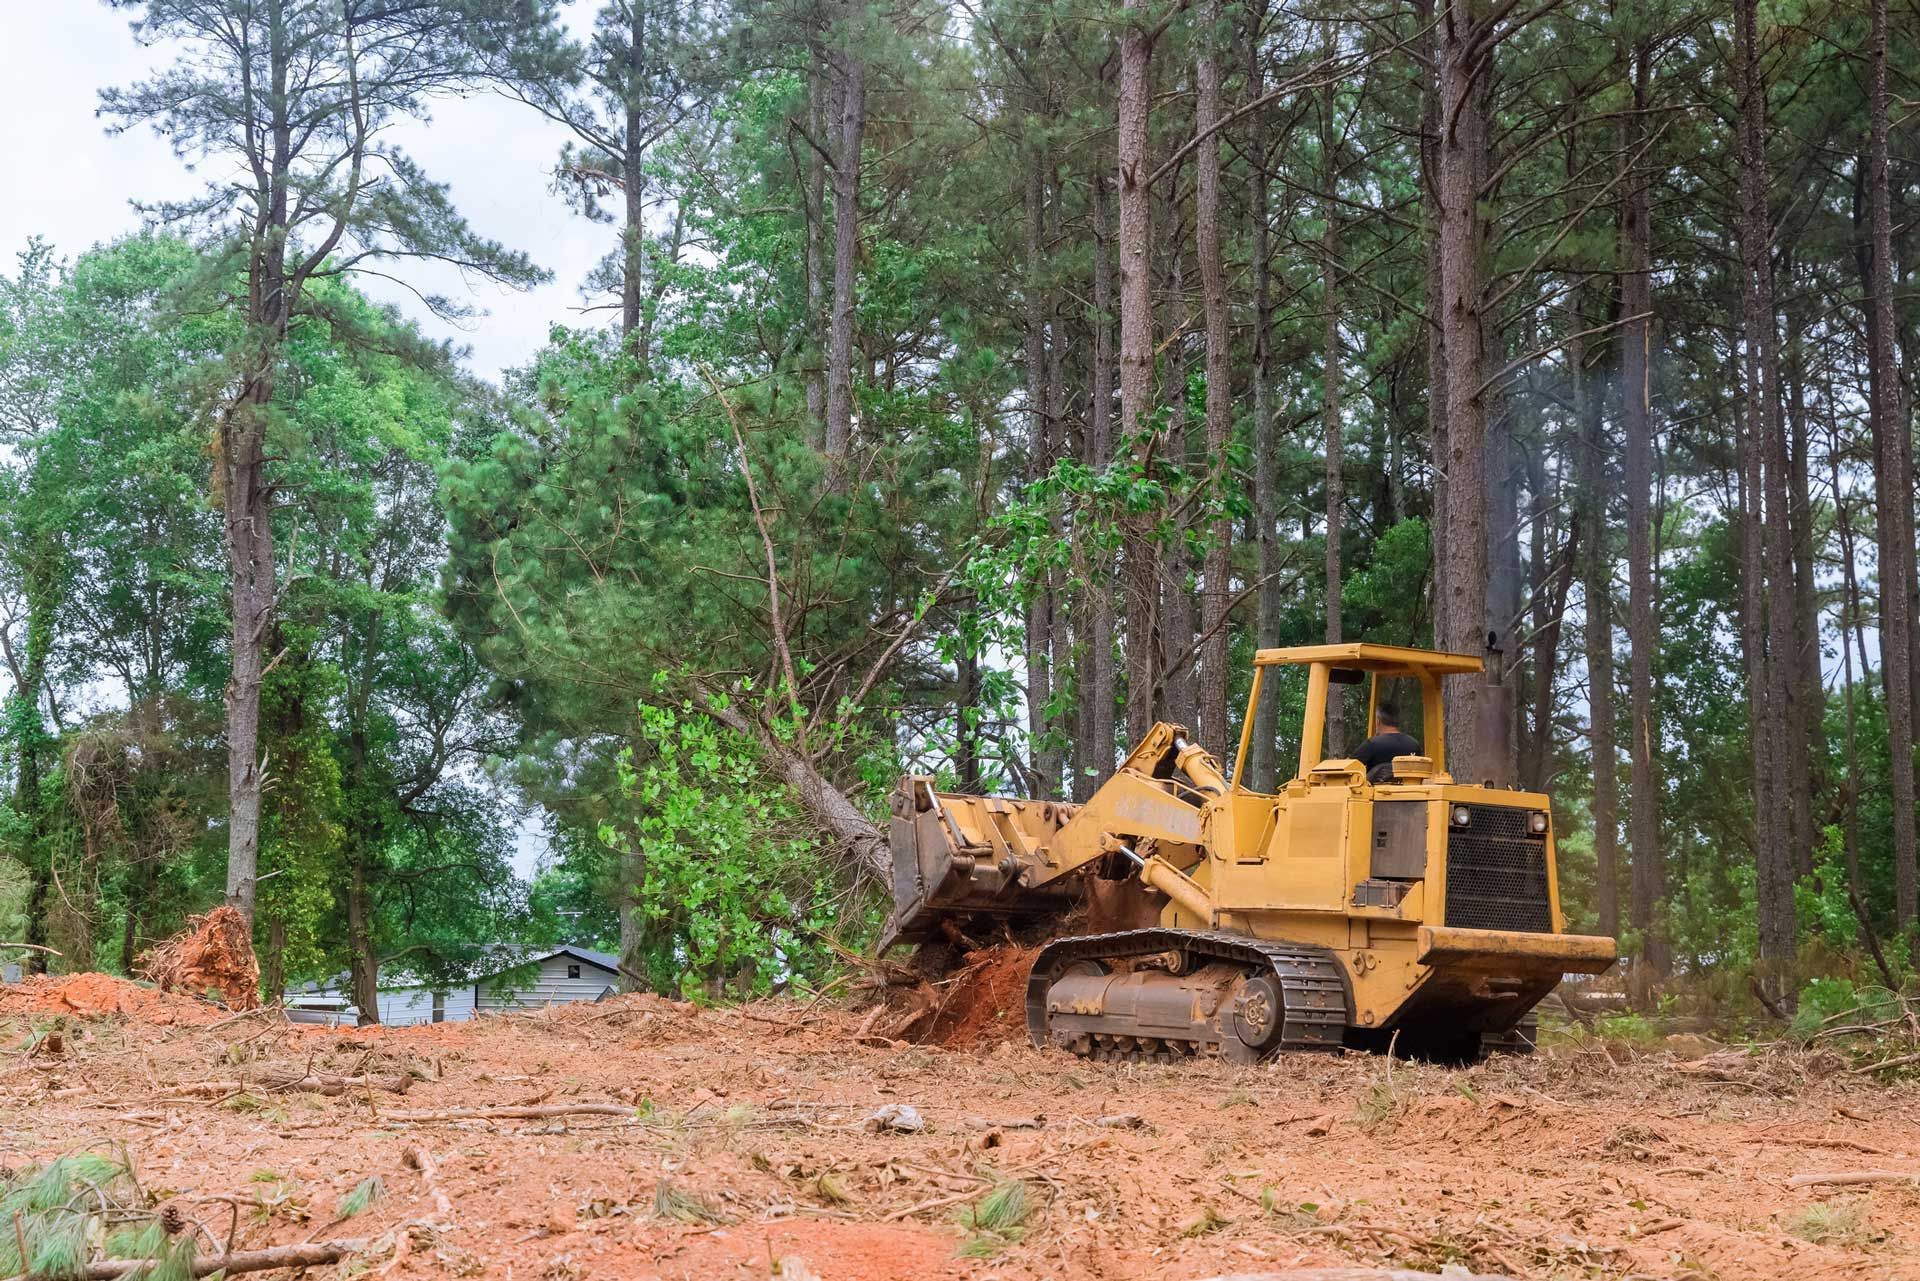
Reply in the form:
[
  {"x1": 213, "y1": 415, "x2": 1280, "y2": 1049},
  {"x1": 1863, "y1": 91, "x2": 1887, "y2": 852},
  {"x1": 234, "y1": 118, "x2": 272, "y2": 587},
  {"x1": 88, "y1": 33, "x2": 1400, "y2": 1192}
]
[{"x1": 881, "y1": 776, "x2": 1079, "y2": 948}]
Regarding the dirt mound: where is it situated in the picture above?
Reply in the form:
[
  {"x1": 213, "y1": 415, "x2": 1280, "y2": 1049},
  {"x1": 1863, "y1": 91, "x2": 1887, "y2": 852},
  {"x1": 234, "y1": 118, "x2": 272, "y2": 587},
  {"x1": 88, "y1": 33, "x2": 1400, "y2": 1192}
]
[
  {"x1": 139, "y1": 906, "x2": 260, "y2": 1009},
  {"x1": 0, "y1": 972, "x2": 224, "y2": 1025},
  {"x1": 924, "y1": 943, "x2": 1037, "y2": 1048}
]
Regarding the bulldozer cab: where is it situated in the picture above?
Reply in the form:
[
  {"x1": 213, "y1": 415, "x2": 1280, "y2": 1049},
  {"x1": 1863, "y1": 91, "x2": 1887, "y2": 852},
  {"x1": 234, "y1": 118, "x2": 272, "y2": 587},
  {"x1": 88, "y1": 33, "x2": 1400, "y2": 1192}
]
[{"x1": 1230, "y1": 643, "x2": 1485, "y2": 789}]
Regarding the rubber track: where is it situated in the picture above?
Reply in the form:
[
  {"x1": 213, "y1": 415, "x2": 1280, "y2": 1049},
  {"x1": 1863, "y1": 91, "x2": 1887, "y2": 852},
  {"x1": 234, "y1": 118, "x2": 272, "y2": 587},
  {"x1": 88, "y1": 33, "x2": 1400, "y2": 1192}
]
[{"x1": 1024, "y1": 928, "x2": 1353, "y2": 1060}]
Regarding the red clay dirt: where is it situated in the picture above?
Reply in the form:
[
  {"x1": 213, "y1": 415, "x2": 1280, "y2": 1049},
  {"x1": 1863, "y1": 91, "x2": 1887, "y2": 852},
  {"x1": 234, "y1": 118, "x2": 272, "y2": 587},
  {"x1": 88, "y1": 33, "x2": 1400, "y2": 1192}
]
[
  {"x1": 0, "y1": 971, "x2": 224, "y2": 1024},
  {"x1": 924, "y1": 944, "x2": 1038, "y2": 1049},
  {"x1": 4, "y1": 978, "x2": 1919, "y2": 1281}
]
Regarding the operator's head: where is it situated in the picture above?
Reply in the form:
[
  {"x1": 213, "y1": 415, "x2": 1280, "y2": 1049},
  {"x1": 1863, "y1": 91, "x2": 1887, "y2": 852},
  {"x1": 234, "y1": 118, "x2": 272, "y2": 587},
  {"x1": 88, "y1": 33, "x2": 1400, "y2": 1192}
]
[{"x1": 1375, "y1": 701, "x2": 1401, "y2": 732}]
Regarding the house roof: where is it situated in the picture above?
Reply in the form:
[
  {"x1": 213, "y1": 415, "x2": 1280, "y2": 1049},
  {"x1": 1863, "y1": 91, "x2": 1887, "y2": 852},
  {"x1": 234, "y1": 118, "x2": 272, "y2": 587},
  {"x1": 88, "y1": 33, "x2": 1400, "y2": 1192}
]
[{"x1": 548, "y1": 945, "x2": 620, "y2": 974}]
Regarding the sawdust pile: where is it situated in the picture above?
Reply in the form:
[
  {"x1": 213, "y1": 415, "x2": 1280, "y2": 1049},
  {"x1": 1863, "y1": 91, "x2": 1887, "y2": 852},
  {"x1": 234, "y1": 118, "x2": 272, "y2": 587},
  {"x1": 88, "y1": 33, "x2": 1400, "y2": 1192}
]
[
  {"x1": 0, "y1": 972, "x2": 224, "y2": 1025},
  {"x1": 139, "y1": 906, "x2": 260, "y2": 1009}
]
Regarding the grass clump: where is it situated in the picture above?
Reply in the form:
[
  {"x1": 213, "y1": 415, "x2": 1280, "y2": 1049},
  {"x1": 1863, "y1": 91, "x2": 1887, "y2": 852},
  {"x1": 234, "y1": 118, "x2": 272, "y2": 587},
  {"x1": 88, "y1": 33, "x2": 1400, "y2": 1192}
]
[
  {"x1": 954, "y1": 1180, "x2": 1030, "y2": 1258},
  {"x1": 1786, "y1": 1199, "x2": 1876, "y2": 1246}
]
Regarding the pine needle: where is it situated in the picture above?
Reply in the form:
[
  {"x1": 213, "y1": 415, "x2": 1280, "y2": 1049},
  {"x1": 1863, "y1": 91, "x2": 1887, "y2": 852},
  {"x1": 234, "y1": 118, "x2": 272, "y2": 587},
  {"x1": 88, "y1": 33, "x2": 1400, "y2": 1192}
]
[
  {"x1": 336, "y1": 1175, "x2": 386, "y2": 1220},
  {"x1": 651, "y1": 1179, "x2": 733, "y2": 1225}
]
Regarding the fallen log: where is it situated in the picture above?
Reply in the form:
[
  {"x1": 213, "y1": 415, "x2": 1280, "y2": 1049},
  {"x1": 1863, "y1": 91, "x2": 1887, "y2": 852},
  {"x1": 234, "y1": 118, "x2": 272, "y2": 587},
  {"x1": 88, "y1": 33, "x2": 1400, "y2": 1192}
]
[
  {"x1": 1201, "y1": 1271, "x2": 1521, "y2": 1281},
  {"x1": 404, "y1": 1146, "x2": 453, "y2": 1218},
  {"x1": 1, "y1": 1238, "x2": 366, "y2": 1281},
  {"x1": 379, "y1": 1103, "x2": 635, "y2": 1123},
  {"x1": 160, "y1": 1070, "x2": 412, "y2": 1099},
  {"x1": 1785, "y1": 1170, "x2": 1918, "y2": 1189}
]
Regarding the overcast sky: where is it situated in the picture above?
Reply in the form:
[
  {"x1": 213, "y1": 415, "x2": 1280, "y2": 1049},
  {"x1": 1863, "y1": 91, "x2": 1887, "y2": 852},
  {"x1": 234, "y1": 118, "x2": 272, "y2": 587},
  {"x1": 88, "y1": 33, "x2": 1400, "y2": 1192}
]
[
  {"x1": 0, "y1": 4, "x2": 628, "y2": 878},
  {"x1": 0, "y1": 2, "x2": 612, "y2": 383}
]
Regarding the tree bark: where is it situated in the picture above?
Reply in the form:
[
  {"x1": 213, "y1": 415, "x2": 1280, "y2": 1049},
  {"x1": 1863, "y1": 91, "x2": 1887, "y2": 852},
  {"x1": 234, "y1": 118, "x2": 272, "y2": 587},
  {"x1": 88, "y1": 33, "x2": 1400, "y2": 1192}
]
[
  {"x1": 1417, "y1": 0, "x2": 1449, "y2": 650},
  {"x1": 1320, "y1": 55, "x2": 1346, "y2": 755},
  {"x1": 1783, "y1": 294, "x2": 1819, "y2": 879},
  {"x1": 1024, "y1": 155, "x2": 1058, "y2": 798},
  {"x1": 1864, "y1": 0, "x2": 1918, "y2": 929},
  {"x1": 1081, "y1": 171, "x2": 1119, "y2": 798},
  {"x1": 1159, "y1": 223, "x2": 1196, "y2": 732},
  {"x1": 1832, "y1": 434, "x2": 1869, "y2": 905},
  {"x1": 1248, "y1": 7, "x2": 1283, "y2": 791},
  {"x1": 12, "y1": 528, "x2": 57, "y2": 974},
  {"x1": 620, "y1": 1, "x2": 648, "y2": 364},
  {"x1": 347, "y1": 854, "x2": 380, "y2": 1026},
  {"x1": 804, "y1": 59, "x2": 831, "y2": 436},
  {"x1": 1733, "y1": 0, "x2": 1796, "y2": 978},
  {"x1": 1118, "y1": 0, "x2": 1159, "y2": 747},
  {"x1": 224, "y1": 2, "x2": 295, "y2": 926},
  {"x1": 1195, "y1": 0, "x2": 1234, "y2": 759},
  {"x1": 1434, "y1": 0, "x2": 1490, "y2": 778},
  {"x1": 1573, "y1": 318, "x2": 1620, "y2": 936},
  {"x1": 823, "y1": 20, "x2": 866, "y2": 462},
  {"x1": 1621, "y1": 34, "x2": 1664, "y2": 978}
]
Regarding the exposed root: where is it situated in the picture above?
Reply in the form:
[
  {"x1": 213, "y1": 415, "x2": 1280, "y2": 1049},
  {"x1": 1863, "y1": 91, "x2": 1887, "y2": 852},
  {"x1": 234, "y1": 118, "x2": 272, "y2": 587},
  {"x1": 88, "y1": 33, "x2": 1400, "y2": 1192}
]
[{"x1": 139, "y1": 907, "x2": 260, "y2": 1010}]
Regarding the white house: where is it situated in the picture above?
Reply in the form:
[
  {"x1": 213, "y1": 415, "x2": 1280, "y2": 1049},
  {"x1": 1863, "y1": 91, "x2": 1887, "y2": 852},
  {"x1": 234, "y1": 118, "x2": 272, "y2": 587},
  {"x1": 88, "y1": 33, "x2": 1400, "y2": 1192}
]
[{"x1": 286, "y1": 945, "x2": 621, "y2": 1027}]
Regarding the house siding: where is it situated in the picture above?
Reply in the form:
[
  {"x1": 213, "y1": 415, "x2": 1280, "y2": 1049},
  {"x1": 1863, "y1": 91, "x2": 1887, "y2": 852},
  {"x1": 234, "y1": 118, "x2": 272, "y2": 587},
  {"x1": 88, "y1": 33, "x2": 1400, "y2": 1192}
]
[
  {"x1": 476, "y1": 953, "x2": 617, "y2": 1012},
  {"x1": 374, "y1": 985, "x2": 479, "y2": 1025}
]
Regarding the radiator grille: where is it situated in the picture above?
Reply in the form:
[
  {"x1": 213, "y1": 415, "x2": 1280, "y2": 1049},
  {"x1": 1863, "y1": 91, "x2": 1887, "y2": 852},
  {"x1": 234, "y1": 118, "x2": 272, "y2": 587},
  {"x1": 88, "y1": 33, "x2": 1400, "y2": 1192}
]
[{"x1": 1444, "y1": 805, "x2": 1552, "y2": 932}]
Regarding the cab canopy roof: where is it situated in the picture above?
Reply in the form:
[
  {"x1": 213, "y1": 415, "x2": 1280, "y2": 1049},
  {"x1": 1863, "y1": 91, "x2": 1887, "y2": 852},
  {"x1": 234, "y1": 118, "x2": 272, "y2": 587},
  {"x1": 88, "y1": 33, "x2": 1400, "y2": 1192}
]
[{"x1": 1251, "y1": 643, "x2": 1484, "y2": 675}]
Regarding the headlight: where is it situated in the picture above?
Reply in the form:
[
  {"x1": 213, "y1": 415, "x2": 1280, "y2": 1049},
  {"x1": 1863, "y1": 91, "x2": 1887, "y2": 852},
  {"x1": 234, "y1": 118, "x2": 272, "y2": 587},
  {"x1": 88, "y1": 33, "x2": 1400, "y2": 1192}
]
[
  {"x1": 1451, "y1": 805, "x2": 1472, "y2": 827},
  {"x1": 1527, "y1": 810, "x2": 1550, "y2": 836}
]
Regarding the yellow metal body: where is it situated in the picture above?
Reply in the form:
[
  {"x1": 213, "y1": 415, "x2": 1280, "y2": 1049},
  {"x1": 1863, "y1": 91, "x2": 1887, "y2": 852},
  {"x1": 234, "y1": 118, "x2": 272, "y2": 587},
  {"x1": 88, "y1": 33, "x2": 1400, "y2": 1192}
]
[{"x1": 886, "y1": 643, "x2": 1617, "y2": 1045}]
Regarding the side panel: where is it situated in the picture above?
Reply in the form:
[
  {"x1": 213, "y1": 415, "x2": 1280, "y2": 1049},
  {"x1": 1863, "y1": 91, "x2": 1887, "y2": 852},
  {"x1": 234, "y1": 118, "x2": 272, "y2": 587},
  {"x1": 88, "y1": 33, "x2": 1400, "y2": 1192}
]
[{"x1": 1369, "y1": 800, "x2": 1429, "y2": 879}]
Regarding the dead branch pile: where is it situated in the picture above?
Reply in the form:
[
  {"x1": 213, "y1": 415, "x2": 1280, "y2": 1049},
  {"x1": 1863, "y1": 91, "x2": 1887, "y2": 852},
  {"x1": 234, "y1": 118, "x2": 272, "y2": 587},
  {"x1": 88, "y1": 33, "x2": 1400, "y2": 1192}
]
[{"x1": 139, "y1": 906, "x2": 260, "y2": 1010}]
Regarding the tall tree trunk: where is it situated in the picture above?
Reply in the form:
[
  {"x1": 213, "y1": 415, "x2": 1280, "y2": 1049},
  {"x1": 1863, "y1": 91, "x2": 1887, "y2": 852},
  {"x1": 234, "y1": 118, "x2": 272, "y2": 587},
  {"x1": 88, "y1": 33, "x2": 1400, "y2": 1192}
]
[
  {"x1": 1734, "y1": 0, "x2": 1796, "y2": 980},
  {"x1": 1159, "y1": 223, "x2": 1195, "y2": 731},
  {"x1": 1024, "y1": 155, "x2": 1058, "y2": 798},
  {"x1": 1573, "y1": 320, "x2": 1621, "y2": 936},
  {"x1": 1418, "y1": 0, "x2": 1449, "y2": 649},
  {"x1": 346, "y1": 853, "x2": 379, "y2": 1026},
  {"x1": 620, "y1": 1, "x2": 648, "y2": 364},
  {"x1": 1248, "y1": 9, "x2": 1284, "y2": 789},
  {"x1": 1434, "y1": 0, "x2": 1491, "y2": 778},
  {"x1": 823, "y1": 23, "x2": 866, "y2": 462},
  {"x1": 1620, "y1": 35, "x2": 1664, "y2": 979},
  {"x1": 12, "y1": 529, "x2": 57, "y2": 974},
  {"x1": 956, "y1": 638, "x2": 983, "y2": 792},
  {"x1": 121, "y1": 860, "x2": 155, "y2": 978},
  {"x1": 1832, "y1": 435, "x2": 1869, "y2": 905},
  {"x1": 1118, "y1": 0, "x2": 1159, "y2": 747},
  {"x1": 225, "y1": 8, "x2": 295, "y2": 926},
  {"x1": 1081, "y1": 172, "x2": 1119, "y2": 797},
  {"x1": 1865, "y1": 0, "x2": 1919, "y2": 929},
  {"x1": 804, "y1": 59, "x2": 830, "y2": 435},
  {"x1": 1784, "y1": 295, "x2": 1819, "y2": 880},
  {"x1": 1321, "y1": 59, "x2": 1346, "y2": 755},
  {"x1": 1045, "y1": 187, "x2": 1072, "y2": 798},
  {"x1": 1523, "y1": 448, "x2": 1575, "y2": 794},
  {"x1": 1195, "y1": 0, "x2": 1234, "y2": 758}
]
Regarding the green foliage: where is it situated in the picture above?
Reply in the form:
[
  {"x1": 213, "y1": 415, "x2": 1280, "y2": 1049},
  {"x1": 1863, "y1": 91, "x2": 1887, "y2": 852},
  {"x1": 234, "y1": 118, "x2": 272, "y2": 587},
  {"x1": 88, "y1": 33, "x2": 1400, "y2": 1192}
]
[
  {"x1": 0, "y1": 1155, "x2": 194, "y2": 1281},
  {"x1": 603, "y1": 693, "x2": 872, "y2": 997}
]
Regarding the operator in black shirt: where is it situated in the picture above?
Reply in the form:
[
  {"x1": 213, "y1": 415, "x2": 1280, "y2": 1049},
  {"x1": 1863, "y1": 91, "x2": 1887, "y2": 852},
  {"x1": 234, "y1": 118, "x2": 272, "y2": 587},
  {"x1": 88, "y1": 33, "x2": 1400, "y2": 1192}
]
[{"x1": 1354, "y1": 701, "x2": 1421, "y2": 783}]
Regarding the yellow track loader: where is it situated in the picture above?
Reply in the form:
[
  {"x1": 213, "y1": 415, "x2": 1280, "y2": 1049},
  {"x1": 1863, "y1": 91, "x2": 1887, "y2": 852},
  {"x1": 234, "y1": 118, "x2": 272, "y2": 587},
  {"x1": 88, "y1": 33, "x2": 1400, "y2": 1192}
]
[{"x1": 883, "y1": 644, "x2": 1616, "y2": 1061}]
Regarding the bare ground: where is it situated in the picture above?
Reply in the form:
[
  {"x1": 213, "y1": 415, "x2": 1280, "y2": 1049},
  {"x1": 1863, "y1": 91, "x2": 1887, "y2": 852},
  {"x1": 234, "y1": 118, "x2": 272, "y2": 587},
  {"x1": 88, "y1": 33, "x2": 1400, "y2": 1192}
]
[{"x1": 4, "y1": 975, "x2": 1919, "y2": 1281}]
